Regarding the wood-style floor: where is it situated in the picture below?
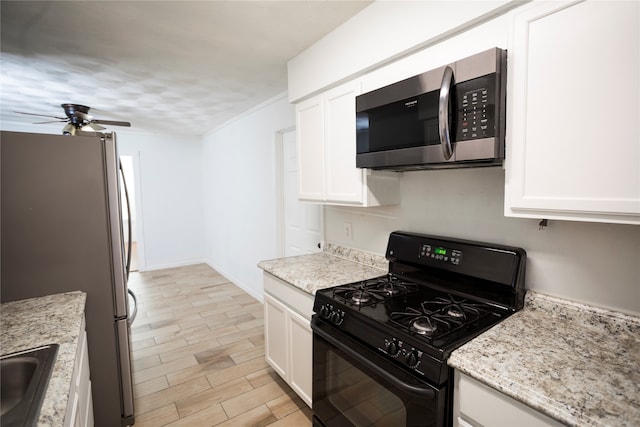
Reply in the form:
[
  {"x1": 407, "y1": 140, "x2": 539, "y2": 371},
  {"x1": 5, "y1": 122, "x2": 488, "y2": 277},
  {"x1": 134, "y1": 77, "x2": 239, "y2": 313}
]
[{"x1": 128, "y1": 263, "x2": 313, "y2": 427}]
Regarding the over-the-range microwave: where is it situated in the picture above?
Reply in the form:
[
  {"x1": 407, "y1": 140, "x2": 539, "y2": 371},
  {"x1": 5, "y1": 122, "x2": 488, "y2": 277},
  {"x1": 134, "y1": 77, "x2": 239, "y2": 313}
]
[{"x1": 356, "y1": 47, "x2": 507, "y2": 171}]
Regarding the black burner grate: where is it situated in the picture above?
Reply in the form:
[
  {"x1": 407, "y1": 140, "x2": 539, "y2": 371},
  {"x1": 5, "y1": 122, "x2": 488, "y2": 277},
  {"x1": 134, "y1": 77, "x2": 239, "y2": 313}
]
[
  {"x1": 331, "y1": 274, "x2": 417, "y2": 307},
  {"x1": 390, "y1": 294, "x2": 490, "y2": 340}
]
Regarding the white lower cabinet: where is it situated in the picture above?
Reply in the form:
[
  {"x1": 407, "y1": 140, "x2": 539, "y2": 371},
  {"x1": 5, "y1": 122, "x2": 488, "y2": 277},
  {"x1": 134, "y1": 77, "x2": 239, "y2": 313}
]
[
  {"x1": 263, "y1": 273, "x2": 313, "y2": 407},
  {"x1": 64, "y1": 317, "x2": 94, "y2": 427},
  {"x1": 453, "y1": 371, "x2": 563, "y2": 427}
]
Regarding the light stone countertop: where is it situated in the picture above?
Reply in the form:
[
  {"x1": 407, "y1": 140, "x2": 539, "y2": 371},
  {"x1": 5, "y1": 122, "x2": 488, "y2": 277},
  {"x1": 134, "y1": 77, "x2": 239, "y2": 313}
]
[
  {"x1": 257, "y1": 243, "x2": 387, "y2": 295},
  {"x1": 1, "y1": 291, "x2": 87, "y2": 427},
  {"x1": 449, "y1": 291, "x2": 640, "y2": 427}
]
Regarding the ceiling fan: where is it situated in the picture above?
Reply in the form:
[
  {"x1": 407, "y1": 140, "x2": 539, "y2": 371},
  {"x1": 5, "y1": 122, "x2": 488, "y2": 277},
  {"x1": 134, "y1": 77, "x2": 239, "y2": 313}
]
[{"x1": 15, "y1": 104, "x2": 131, "y2": 135}]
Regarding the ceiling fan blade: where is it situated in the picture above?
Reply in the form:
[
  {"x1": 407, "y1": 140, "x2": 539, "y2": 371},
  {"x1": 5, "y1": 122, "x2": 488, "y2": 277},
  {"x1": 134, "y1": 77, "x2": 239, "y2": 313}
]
[
  {"x1": 91, "y1": 119, "x2": 131, "y2": 127},
  {"x1": 84, "y1": 123, "x2": 106, "y2": 131},
  {"x1": 33, "y1": 120, "x2": 68, "y2": 124},
  {"x1": 14, "y1": 111, "x2": 67, "y2": 120}
]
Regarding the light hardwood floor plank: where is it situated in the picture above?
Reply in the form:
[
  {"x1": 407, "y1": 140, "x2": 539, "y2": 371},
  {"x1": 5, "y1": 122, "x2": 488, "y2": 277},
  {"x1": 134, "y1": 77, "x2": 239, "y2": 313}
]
[
  {"x1": 221, "y1": 379, "x2": 290, "y2": 419},
  {"x1": 175, "y1": 377, "x2": 253, "y2": 418},
  {"x1": 136, "y1": 376, "x2": 211, "y2": 415},
  {"x1": 165, "y1": 403, "x2": 228, "y2": 427},
  {"x1": 133, "y1": 403, "x2": 180, "y2": 427},
  {"x1": 216, "y1": 404, "x2": 277, "y2": 427}
]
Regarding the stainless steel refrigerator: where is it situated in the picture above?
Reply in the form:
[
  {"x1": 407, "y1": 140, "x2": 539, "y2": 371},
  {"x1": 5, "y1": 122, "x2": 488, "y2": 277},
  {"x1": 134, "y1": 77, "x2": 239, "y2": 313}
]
[{"x1": 1, "y1": 130, "x2": 136, "y2": 426}]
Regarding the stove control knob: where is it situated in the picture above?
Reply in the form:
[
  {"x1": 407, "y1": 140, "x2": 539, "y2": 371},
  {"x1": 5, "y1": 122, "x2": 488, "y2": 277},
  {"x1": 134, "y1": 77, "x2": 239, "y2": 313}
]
[
  {"x1": 329, "y1": 311, "x2": 343, "y2": 325},
  {"x1": 386, "y1": 339, "x2": 400, "y2": 356},
  {"x1": 320, "y1": 305, "x2": 330, "y2": 319},
  {"x1": 405, "y1": 350, "x2": 419, "y2": 367}
]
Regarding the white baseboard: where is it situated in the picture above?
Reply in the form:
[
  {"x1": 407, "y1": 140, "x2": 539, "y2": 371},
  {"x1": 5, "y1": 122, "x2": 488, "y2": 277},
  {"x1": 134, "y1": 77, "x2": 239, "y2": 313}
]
[{"x1": 139, "y1": 258, "x2": 205, "y2": 272}]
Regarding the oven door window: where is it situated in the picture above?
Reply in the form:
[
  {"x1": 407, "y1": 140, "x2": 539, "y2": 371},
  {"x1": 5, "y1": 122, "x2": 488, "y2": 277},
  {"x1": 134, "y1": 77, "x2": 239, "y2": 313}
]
[
  {"x1": 312, "y1": 318, "x2": 446, "y2": 427},
  {"x1": 325, "y1": 347, "x2": 406, "y2": 425}
]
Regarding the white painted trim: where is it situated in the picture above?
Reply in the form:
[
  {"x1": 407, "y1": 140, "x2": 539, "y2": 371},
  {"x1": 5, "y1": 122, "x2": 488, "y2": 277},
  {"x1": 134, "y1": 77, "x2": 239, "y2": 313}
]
[
  {"x1": 203, "y1": 91, "x2": 289, "y2": 137},
  {"x1": 274, "y1": 126, "x2": 295, "y2": 258},
  {"x1": 131, "y1": 150, "x2": 147, "y2": 272},
  {"x1": 142, "y1": 258, "x2": 206, "y2": 273}
]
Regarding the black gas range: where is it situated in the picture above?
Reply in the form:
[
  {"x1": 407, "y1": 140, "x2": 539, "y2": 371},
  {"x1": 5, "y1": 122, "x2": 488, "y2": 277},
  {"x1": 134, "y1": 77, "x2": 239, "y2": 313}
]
[{"x1": 311, "y1": 231, "x2": 526, "y2": 427}]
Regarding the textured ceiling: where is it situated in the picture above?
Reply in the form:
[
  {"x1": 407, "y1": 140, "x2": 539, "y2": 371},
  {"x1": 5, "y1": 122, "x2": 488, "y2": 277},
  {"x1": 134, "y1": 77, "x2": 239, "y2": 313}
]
[{"x1": 0, "y1": 1, "x2": 370, "y2": 136}]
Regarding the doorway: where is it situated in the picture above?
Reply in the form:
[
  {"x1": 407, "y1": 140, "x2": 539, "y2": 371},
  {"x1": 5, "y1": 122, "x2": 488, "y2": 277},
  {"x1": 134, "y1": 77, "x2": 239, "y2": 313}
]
[{"x1": 276, "y1": 129, "x2": 323, "y2": 256}]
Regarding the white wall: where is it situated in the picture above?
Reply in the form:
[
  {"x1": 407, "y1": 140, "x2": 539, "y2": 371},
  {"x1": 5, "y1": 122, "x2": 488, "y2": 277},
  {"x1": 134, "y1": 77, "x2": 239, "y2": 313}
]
[
  {"x1": 117, "y1": 130, "x2": 204, "y2": 270},
  {"x1": 325, "y1": 168, "x2": 640, "y2": 316},
  {"x1": 201, "y1": 93, "x2": 294, "y2": 301}
]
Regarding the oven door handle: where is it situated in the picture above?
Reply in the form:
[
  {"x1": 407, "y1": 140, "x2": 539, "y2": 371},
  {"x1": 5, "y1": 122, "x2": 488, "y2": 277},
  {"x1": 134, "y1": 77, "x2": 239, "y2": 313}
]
[{"x1": 312, "y1": 317, "x2": 437, "y2": 398}]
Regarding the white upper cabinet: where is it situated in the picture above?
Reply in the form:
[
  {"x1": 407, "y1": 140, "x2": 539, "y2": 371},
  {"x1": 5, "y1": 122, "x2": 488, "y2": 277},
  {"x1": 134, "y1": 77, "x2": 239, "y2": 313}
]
[
  {"x1": 504, "y1": 0, "x2": 640, "y2": 224},
  {"x1": 296, "y1": 80, "x2": 399, "y2": 206},
  {"x1": 324, "y1": 82, "x2": 366, "y2": 203},
  {"x1": 296, "y1": 96, "x2": 325, "y2": 201}
]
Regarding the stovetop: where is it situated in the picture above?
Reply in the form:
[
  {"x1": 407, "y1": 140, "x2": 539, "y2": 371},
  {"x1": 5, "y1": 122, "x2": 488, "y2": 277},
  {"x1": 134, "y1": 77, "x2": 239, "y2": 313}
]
[
  {"x1": 316, "y1": 274, "x2": 507, "y2": 352},
  {"x1": 312, "y1": 231, "x2": 527, "y2": 384},
  {"x1": 313, "y1": 273, "x2": 510, "y2": 384}
]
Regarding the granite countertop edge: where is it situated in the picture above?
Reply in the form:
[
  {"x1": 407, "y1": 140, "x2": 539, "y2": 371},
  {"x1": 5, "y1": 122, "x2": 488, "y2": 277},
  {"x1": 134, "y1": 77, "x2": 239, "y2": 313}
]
[
  {"x1": 257, "y1": 243, "x2": 388, "y2": 295},
  {"x1": 1, "y1": 291, "x2": 87, "y2": 426},
  {"x1": 449, "y1": 290, "x2": 640, "y2": 427}
]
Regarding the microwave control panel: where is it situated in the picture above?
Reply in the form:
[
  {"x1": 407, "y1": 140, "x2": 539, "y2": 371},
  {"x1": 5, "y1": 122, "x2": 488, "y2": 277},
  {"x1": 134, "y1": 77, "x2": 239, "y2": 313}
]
[{"x1": 455, "y1": 73, "x2": 496, "y2": 141}]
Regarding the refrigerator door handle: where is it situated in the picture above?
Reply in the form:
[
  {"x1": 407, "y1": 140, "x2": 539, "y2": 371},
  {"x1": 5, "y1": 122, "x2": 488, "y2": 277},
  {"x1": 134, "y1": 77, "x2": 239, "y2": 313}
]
[
  {"x1": 116, "y1": 319, "x2": 135, "y2": 419},
  {"x1": 127, "y1": 289, "x2": 138, "y2": 325},
  {"x1": 119, "y1": 160, "x2": 133, "y2": 280},
  {"x1": 105, "y1": 134, "x2": 129, "y2": 319}
]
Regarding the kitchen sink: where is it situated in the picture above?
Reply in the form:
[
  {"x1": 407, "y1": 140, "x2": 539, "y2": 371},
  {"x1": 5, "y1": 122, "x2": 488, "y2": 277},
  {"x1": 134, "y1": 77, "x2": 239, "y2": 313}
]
[{"x1": 1, "y1": 344, "x2": 59, "y2": 425}]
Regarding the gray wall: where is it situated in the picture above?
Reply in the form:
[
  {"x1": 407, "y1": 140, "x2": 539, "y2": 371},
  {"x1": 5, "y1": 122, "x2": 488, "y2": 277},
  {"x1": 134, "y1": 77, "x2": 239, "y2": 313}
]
[{"x1": 326, "y1": 167, "x2": 640, "y2": 316}]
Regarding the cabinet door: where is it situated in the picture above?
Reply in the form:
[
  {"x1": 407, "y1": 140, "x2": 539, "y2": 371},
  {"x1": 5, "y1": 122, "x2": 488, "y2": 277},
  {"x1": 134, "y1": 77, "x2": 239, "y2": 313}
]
[
  {"x1": 505, "y1": 0, "x2": 640, "y2": 224},
  {"x1": 84, "y1": 385, "x2": 94, "y2": 427},
  {"x1": 287, "y1": 309, "x2": 313, "y2": 407},
  {"x1": 76, "y1": 330, "x2": 93, "y2": 427},
  {"x1": 64, "y1": 326, "x2": 93, "y2": 427},
  {"x1": 264, "y1": 293, "x2": 289, "y2": 379},
  {"x1": 296, "y1": 96, "x2": 325, "y2": 201},
  {"x1": 324, "y1": 81, "x2": 364, "y2": 204}
]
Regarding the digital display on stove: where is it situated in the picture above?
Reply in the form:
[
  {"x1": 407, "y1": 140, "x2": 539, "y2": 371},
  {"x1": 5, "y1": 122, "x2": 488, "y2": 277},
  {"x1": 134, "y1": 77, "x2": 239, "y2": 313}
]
[{"x1": 420, "y1": 244, "x2": 463, "y2": 265}]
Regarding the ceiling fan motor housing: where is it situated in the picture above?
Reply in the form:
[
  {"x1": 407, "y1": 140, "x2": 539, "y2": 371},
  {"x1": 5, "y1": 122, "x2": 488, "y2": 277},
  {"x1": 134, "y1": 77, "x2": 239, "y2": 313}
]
[{"x1": 62, "y1": 103, "x2": 91, "y2": 125}]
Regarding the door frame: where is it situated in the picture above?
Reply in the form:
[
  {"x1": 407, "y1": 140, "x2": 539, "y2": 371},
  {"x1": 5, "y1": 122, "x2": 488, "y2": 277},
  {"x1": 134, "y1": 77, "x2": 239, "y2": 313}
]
[
  {"x1": 120, "y1": 150, "x2": 146, "y2": 271},
  {"x1": 274, "y1": 128, "x2": 291, "y2": 257},
  {"x1": 274, "y1": 127, "x2": 324, "y2": 257}
]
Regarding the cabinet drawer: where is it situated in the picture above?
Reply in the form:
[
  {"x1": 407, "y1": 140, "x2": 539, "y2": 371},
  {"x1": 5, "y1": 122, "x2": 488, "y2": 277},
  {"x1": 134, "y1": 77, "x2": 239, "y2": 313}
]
[
  {"x1": 263, "y1": 273, "x2": 313, "y2": 320},
  {"x1": 455, "y1": 372, "x2": 563, "y2": 427}
]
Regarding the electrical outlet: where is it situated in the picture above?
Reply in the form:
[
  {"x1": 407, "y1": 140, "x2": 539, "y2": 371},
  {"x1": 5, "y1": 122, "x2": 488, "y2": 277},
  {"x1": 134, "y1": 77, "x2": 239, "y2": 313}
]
[{"x1": 343, "y1": 222, "x2": 353, "y2": 240}]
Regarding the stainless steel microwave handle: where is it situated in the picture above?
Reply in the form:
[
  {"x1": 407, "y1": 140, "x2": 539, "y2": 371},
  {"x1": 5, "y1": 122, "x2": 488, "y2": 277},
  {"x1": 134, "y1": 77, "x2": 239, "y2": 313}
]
[{"x1": 438, "y1": 65, "x2": 454, "y2": 160}]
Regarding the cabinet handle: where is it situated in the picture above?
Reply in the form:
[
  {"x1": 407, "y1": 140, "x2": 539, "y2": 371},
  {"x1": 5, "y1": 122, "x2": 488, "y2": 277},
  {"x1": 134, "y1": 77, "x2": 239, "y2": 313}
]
[{"x1": 439, "y1": 65, "x2": 455, "y2": 160}]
